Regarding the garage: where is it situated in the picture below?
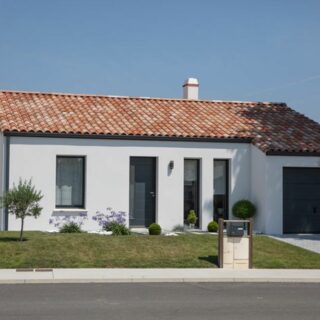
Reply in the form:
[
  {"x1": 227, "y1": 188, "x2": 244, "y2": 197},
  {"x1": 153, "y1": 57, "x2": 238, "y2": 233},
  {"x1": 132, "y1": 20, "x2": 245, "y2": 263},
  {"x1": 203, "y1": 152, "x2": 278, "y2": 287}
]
[{"x1": 283, "y1": 168, "x2": 320, "y2": 233}]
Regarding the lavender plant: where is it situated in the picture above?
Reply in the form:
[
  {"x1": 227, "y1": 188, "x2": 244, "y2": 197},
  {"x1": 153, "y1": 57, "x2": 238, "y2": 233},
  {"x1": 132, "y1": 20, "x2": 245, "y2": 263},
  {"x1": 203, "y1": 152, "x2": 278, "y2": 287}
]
[
  {"x1": 92, "y1": 207, "x2": 130, "y2": 235},
  {"x1": 49, "y1": 212, "x2": 88, "y2": 233}
]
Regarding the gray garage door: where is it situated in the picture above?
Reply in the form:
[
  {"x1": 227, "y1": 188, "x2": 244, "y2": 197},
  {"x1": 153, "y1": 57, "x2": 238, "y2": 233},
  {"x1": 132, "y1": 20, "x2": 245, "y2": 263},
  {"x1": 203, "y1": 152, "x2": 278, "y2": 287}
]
[{"x1": 283, "y1": 168, "x2": 320, "y2": 233}]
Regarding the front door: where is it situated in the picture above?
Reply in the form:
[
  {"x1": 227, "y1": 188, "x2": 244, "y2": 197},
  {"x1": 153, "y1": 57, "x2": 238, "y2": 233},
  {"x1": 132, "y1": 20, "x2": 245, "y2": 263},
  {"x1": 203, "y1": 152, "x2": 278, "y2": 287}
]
[{"x1": 129, "y1": 157, "x2": 156, "y2": 227}]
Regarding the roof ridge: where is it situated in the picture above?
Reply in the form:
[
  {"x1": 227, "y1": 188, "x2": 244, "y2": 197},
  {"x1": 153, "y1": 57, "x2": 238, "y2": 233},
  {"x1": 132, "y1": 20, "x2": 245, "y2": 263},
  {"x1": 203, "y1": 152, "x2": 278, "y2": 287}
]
[{"x1": 0, "y1": 90, "x2": 286, "y2": 105}]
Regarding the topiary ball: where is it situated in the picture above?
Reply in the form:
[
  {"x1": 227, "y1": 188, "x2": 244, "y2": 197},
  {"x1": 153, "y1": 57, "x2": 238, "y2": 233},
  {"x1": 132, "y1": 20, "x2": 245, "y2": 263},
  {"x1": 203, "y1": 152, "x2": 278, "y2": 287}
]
[
  {"x1": 207, "y1": 221, "x2": 219, "y2": 232},
  {"x1": 232, "y1": 200, "x2": 256, "y2": 219},
  {"x1": 148, "y1": 223, "x2": 162, "y2": 235}
]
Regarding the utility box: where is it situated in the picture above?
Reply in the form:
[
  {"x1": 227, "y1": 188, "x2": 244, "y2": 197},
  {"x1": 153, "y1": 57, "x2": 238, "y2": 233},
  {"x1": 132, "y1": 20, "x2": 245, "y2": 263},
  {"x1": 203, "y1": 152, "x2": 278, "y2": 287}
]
[{"x1": 218, "y1": 219, "x2": 253, "y2": 269}]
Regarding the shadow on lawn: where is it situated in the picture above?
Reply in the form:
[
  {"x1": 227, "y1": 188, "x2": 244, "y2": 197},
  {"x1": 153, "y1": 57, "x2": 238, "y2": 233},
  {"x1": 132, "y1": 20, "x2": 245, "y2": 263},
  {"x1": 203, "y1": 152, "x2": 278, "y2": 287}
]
[
  {"x1": 0, "y1": 237, "x2": 28, "y2": 242},
  {"x1": 198, "y1": 255, "x2": 219, "y2": 266}
]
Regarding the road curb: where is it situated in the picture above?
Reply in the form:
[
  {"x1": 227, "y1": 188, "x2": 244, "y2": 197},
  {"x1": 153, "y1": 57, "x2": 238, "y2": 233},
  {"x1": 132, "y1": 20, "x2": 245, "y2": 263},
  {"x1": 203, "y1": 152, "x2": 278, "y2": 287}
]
[
  {"x1": 0, "y1": 268, "x2": 320, "y2": 284},
  {"x1": 54, "y1": 278, "x2": 320, "y2": 284},
  {"x1": 1, "y1": 278, "x2": 320, "y2": 284}
]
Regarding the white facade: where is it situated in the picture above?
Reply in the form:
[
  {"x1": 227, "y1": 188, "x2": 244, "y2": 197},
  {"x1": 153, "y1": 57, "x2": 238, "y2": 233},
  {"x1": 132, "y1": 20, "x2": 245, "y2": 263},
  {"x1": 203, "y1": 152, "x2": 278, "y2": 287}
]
[
  {"x1": 1, "y1": 136, "x2": 319, "y2": 234},
  {"x1": 251, "y1": 146, "x2": 320, "y2": 234},
  {"x1": 0, "y1": 133, "x2": 6, "y2": 229},
  {"x1": 3, "y1": 136, "x2": 250, "y2": 232}
]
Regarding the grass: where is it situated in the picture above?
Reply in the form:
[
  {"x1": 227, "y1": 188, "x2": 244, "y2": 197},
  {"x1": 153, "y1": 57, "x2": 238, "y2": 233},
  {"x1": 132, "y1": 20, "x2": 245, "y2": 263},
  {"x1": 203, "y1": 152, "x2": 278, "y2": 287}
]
[
  {"x1": 253, "y1": 235, "x2": 320, "y2": 269},
  {"x1": 0, "y1": 232, "x2": 319, "y2": 269}
]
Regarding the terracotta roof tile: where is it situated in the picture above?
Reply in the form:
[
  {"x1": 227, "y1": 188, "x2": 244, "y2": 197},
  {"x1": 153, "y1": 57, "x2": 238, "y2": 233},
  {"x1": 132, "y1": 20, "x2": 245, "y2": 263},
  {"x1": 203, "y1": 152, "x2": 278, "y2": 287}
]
[{"x1": 0, "y1": 90, "x2": 320, "y2": 154}]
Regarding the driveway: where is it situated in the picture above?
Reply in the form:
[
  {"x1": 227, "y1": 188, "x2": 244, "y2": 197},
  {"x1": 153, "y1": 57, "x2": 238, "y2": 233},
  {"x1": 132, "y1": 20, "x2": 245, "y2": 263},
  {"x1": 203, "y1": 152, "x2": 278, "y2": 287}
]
[{"x1": 270, "y1": 234, "x2": 320, "y2": 254}]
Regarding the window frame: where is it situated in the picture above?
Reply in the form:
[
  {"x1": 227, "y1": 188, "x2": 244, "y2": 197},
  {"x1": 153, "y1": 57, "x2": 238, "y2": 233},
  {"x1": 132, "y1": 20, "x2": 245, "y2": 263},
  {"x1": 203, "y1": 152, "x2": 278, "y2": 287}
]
[
  {"x1": 213, "y1": 159, "x2": 229, "y2": 221},
  {"x1": 183, "y1": 158, "x2": 201, "y2": 228},
  {"x1": 55, "y1": 155, "x2": 86, "y2": 209}
]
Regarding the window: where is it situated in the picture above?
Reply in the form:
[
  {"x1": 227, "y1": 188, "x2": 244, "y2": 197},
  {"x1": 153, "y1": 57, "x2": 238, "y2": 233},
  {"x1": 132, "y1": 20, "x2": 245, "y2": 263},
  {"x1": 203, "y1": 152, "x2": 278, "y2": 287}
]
[
  {"x1": 56, "y1": 156, "x2": 85, "y2": 208},
  {"x1": 184, "y1": 159, "x2": 200, "y2": 227},
  {"x1": 214, "y1": 160, "x2": 229, "y2": 221}
]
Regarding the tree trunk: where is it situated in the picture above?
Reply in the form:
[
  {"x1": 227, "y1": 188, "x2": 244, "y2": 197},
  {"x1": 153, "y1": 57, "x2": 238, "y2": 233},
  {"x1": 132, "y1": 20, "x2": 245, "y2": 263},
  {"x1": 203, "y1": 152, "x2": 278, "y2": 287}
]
[{"x1": 19, "y1": 218, "x2": 25, "y2": 242}]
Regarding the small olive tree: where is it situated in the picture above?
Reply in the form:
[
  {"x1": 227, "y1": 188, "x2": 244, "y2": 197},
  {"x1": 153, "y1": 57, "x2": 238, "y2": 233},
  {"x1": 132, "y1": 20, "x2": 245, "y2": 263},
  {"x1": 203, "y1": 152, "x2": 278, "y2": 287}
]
[{"x1": 1, "y1": 179, "x2": 43, "y2": 241}]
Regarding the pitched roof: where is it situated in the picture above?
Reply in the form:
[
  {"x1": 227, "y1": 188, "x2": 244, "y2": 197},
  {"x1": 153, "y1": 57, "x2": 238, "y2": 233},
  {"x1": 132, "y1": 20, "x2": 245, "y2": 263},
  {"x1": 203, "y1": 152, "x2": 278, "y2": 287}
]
[{"x1": 0, "y1": 90, "x2": 319, "y2": 154}]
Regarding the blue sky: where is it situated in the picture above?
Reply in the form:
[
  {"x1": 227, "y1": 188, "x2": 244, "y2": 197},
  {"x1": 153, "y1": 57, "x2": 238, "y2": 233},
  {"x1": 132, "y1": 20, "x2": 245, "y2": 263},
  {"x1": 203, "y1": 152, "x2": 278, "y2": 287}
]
[{"x1": 0, "y1": 0, "x2": 319, "y2": 121}]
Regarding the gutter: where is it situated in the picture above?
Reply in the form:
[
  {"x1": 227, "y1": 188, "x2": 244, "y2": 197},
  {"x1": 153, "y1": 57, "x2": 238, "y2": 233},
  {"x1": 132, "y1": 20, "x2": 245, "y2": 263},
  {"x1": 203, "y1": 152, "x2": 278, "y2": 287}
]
[
  {"x1": 266, "y1": 151, "x2": 320, "y2": 157},
  {"x1": 3, "y1": 131, "x2": 252, "y2": 144}
]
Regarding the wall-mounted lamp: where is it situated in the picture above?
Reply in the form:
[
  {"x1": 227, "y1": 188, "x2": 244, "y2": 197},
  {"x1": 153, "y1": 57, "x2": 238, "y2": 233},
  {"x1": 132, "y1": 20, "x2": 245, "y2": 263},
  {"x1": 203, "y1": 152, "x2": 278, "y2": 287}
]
[{"x1": 169, "y1": 160, "x2": 174, "y2": 170}]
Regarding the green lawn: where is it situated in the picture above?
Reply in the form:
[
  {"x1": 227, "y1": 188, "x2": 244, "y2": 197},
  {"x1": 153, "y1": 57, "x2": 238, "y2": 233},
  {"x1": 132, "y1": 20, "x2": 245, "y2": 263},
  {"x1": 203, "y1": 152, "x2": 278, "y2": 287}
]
[{"x1": 0, "y1": 232, "x2": 319, "y2": 269}]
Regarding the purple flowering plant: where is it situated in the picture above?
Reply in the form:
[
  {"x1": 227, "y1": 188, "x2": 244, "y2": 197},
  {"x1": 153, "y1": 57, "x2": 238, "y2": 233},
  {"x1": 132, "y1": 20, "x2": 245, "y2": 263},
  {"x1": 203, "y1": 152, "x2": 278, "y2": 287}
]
[
  {"x1": 49, "y1": 212, "x2": 88, "y2": 229},
  {"x1": 92, "y1": 207, "x2": 127, "y2": 230}
]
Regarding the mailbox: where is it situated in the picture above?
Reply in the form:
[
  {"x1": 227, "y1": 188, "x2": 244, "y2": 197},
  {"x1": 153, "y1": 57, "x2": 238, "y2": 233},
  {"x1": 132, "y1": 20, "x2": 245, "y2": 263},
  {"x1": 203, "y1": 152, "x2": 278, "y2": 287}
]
[
  {"x1": 227, "y1": 222, "x2": 245, "y2": 237},
  {"x1": 218, "y1": 219, "x2": 253, "y2": 269}
]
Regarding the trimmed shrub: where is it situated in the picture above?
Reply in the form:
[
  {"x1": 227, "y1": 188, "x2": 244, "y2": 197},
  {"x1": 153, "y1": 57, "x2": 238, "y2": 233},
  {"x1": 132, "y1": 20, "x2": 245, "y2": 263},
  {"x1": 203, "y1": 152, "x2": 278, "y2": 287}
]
[
  {"x1": 207, "y1": 221, "x2": 219, "y2": 232},
  {"x1": 59, "y1": 222, "x2": 82, "y2": 233},
  {"x1": 232, "y1": 200, "x2": 256, "y2": 219},
  {"x1": 187, "y1": 210, "x2": 197, "y2": 225},
  {"x1": 104, "y1": 222, "x2": 131, "y2": 236},
  {"x1": 148, "y1": 223, "x2": 162, "y2": 235}
]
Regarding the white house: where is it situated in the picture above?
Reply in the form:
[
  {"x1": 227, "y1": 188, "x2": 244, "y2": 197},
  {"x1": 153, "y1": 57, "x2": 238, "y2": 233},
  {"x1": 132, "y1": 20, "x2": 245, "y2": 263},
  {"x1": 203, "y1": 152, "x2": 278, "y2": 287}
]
[{"x1": 0, "y1": 78, "x2": 320, "y2": 234}]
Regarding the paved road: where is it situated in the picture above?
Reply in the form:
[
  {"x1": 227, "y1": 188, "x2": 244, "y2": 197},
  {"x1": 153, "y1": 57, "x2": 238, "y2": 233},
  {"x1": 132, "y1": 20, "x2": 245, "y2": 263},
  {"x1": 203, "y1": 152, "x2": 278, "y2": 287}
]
[{"x1": 0, "y1": 282, "x2": 319, "y2": 320}]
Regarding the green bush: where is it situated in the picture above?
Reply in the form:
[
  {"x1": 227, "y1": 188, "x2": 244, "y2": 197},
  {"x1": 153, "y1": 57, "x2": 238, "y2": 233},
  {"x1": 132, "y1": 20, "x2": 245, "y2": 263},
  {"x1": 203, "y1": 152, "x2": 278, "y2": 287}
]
[
  {"x1": 59, "y1": 222, "x2": 82, "y2": 233},
  {"x1": 232, "y1": 200, "x2": 256, "y2": 219},
  {"x1": 207, "y1": 221, "x2": 219, "y2": 232},
  {"x1": 148, "y1": 223, "x2": 162, "y2": 235},
  {"x1": 187, "y1": 210, "x2": 197, "y2": 224},
  {"x1": 104, "y1": 222, "x2": 131, "y2": 236}
]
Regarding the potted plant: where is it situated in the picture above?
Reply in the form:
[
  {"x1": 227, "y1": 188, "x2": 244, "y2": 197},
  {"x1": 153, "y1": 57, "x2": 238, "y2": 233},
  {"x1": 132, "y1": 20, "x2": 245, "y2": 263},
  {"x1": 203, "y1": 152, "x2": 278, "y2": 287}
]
[{"x1": 187, "y1": 210, "x2": 197, "y2": 229}]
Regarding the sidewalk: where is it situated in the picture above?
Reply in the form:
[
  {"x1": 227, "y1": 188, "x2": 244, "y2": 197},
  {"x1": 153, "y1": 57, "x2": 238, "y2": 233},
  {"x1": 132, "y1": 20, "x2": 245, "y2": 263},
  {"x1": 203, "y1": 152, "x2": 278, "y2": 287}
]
[{"x1": 0, "y1": 268, "x2": 320, "y2": 284}]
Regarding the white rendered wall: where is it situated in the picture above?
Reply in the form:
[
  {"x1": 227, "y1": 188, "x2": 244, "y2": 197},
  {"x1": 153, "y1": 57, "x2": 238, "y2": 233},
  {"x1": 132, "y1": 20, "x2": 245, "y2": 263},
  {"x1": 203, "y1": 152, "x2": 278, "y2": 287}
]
[
  {"x1": 8, "y1": 137, "x2": 251, "y2": 231},
  {"x1": 0, "y1": 133, "x2": 4, "y2": 230},
  {"x1": 250, "y1": 146, "x2": 267, "y2": 233},
  {"x1": 264, "y1": 154, "x2": 320, "y2": 234},
  {"x1": 250, "y1": 145, "x2": 320, "y2": 234}
]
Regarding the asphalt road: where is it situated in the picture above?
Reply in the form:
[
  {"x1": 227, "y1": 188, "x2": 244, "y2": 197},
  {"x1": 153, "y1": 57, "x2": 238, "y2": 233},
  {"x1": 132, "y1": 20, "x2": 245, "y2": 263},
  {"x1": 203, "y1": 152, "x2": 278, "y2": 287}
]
[{"x1": 0, "y1": 282, "x2": 319, "y2": 320}]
